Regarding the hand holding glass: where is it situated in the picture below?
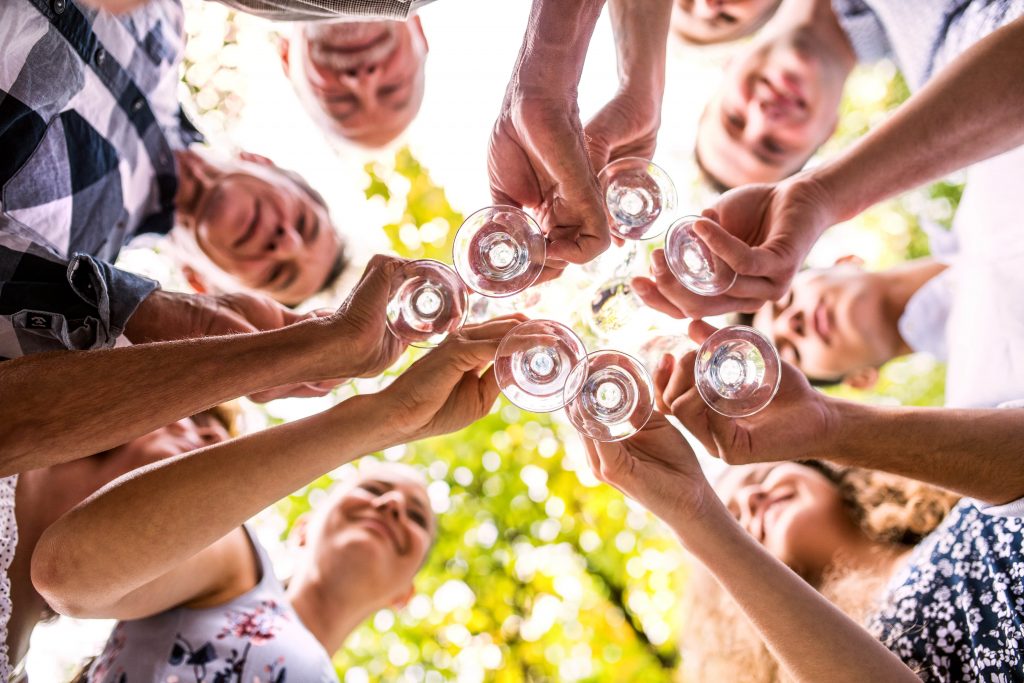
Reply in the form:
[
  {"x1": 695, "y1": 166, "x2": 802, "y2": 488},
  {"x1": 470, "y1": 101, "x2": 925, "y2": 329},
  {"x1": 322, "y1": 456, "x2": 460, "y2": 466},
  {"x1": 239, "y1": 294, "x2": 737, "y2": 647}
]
[
  {"x1": 664, "y1": 216, "x2": 737, "y2": 295},
  {"x1": 694, "y1": 325, "x2": 780, "y2": 417},
  {"x1": 564, "y1": 351, "x2": 654, "y2": 441},
  {"x1": 453, "y1": 206, "x2": 546, "y2": 297},
  {"x1": 385, "y1": 259, "x2": 469, "y2": 348},
  {"x1": 599, "y1": 157, "x2": 678, "y2": 241},
  {"x1": 494, "y1": 320, "x2": 587, "y2": 413}
]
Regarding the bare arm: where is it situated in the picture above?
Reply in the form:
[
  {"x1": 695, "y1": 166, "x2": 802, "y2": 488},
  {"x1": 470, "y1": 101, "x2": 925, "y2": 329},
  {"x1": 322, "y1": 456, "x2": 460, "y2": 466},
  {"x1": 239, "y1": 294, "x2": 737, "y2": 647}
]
[
  {"x1": 31, "y1": 319, "x2": 518, "y2": 619},
  {"x1": 0, "y1": 257, "x2": 403, "y2": 475},
  {"x1": 814, "y1": 14, "x2": 1024, "y2": 222},
  {"x1": 582, "y1": 413, "x2": 920, "y2": 683},
  {"x1": 662, "y1": 322, "x2": 1024, "y2": 508},
  {"x1": 830, "y1": 402, "x2": 1024, "y2": 505}
]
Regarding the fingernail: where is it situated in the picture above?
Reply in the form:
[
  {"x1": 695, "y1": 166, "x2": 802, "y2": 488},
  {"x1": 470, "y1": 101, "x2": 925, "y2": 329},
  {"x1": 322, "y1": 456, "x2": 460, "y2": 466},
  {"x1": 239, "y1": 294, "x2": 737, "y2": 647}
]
[{"x1": 632, "y1": 279, "x2": 649, "y2": 293}]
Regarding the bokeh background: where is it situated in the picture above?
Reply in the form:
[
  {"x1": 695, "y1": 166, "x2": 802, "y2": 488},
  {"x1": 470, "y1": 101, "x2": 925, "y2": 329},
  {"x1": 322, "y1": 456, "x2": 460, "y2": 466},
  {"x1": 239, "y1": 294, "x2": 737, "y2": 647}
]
[{"x1": 28, "y1": 0, "x2": 956, "y2": 680}]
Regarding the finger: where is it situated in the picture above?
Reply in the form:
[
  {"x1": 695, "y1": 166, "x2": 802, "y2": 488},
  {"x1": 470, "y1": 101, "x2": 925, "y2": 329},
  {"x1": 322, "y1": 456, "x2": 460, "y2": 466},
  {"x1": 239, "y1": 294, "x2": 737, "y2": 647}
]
[
  {"x1": 662, "y1": 350, "x2": 698, "y2": 406},
  {"x1": 547, "y1": 232, "x2": 610, "y2": 265},
  {"x1": 687, "y1": 320, "x2": 718, "y2": 346},
  {"x1": 653, "y1": 353, "x2": 675, "y2": 413},
  {"x1": 458, "y1": 318, "x2": 524, "y2": 341},
  {"x1": 477, "y1": 364, "x2": 501, "y2": 407},
  {"x1": 533, "y1": 265, "x2": 565, "y2": 285},
  {"x1": 694, "y1": 220, "x2": 779, "y2": 278},
  {"x1": 649, "y1": 252, "x2": 767, "y2": 319},
  {"x1": 581, "y1": 438, "x2": 604, "y2": 480},
  {"x1": 669, "y1": 389, "x2": 719, "y2": 456},
  {"x1": 631, "y1": 276, "x2": 686, "y2": 319},
  {"x1": 489, "y1": 187, "x2": 524, "y2": 210},
  {"x1": 724, "y1": 274, "x2": 792, "y2": 304}
]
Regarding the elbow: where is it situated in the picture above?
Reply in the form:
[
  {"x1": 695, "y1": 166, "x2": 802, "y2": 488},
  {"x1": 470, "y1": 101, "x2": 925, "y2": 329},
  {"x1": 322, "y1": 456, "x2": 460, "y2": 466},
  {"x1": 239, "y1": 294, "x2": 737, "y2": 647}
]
[{"x1": 31, "y1": 530, "x2": 109, "y2": 619}]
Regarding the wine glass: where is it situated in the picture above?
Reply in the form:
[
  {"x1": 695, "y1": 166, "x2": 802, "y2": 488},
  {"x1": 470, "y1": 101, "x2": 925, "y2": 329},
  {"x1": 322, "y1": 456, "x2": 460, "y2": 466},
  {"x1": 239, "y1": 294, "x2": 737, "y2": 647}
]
[
  {"x1": 453, "y1": 206, "x2": 546, "y2": 297},
  {"x1": 385, "y1": 259, "x2": 469, "y2": 348},
  {"x1": 564, "y1": 350, "x2": 654, "y2": 442},
  {"x1": 599, "y1": 157, "x2": 678, "y2": 240},
  {"x1": 664, "y1": 215, "x2": 737, "y2": 295},
  {"x1": 694, "y1": 325, "x2": 780, "y2": 417},
  {"x1": 586, "y1": 277, "x2": 643, "y2": 338},
  {"x1": 494, "y1": 320, "x2": 588, "y2": 413}
]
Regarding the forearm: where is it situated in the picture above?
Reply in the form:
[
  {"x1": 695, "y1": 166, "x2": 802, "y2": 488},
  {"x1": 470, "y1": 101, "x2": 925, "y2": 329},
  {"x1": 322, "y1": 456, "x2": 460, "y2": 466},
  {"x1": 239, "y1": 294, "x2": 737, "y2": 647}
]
[
  {"x1": 670, "y1": 503, "x2": 918, "y2": 683},
  {"x1": 0, "y1": 320, "x2": 334, "y2": 473},
  {"x1": 812, "y1": 15, "x2": 1024, "y2": 222},
  {"x1": 32, "y1": 393, "x2": 397, "y2": 615},
  {"x1": 511, "y1": 0, "x2": 606, "y2": 94},
  {"x1": 831, "y1": 401, "x2": 1024, "y2": 504},
  {"x1": 607, "y1": 0, "x2": 670, "y2": 95}
]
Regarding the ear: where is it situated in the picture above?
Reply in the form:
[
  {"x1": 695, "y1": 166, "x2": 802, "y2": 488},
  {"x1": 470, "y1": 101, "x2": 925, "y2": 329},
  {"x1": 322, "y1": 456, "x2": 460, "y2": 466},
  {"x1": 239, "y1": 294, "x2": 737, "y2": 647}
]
[
  {"x1": 843, "y1": 366, "x2": 879, "y2": 390},
  {"x1": 390, "y1": 584, "x2": 416, "y2": 610},
  {"x1": 278, "y1": 34, "x2": 291, "y2": 73},
  {"x1": 410, "y1": 15, "x2": 429, "y2": 53},
  {"x1": 833, "y1": 254, "x2": 865, "y2": 268},
  {"x1": 289, "y1": 514, "x2": 312, "y2": 549},
  {"x1": 237, "y1": 151, "x2": 275, "y2": 168},
  {"x1": 182, "y1": 265, "x2": 209, "y2": 294}
]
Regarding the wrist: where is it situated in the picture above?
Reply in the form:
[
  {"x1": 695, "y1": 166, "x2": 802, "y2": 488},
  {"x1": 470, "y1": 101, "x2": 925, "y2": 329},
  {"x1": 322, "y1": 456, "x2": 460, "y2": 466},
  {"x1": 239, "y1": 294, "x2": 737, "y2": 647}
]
[
  {"x1": 803, "y1": 158, "x2": 867, "y2": 225},
  {"x1": 513, "y1": 0, "x2": 605, "y2": 92},
  {"x1": 664, "y1": 491, "x2": 737, "y2": 554},
  {"x1": 828, "y1": 399, "x2": 877, "y2": 466}
]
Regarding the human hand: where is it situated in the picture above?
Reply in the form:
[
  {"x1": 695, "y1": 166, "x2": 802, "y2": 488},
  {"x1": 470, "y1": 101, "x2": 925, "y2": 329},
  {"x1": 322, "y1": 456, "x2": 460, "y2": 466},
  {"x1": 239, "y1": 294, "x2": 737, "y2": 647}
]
[
  {"x1": 632, "y1": 175, "x2": 837, "y2": 319},
  {"x1": 585, "y1": 87, "x2": 661, "y2": 176},
  {"x1": 488, "y1": 92, "x2": 611, "y2": 271},
  {"x1": 582, "y1": 410, "x2": 714, "y2": 523},
  {"x1": 659, "y1": 321, "x2": 840, "y2": 465},
  {"x1": 380, "y1": 316, "x2": 526, "y2": 442}
]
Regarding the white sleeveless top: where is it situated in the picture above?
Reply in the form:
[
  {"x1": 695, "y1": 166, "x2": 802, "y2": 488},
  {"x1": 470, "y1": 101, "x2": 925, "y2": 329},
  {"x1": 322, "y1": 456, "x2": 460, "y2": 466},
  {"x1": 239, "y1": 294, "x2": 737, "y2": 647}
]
[
  {"x1": 88, "y1": 526, "x2": 337, "y2": 683},
  {"x1": 0, "y1": 475, "x2": 17, "y2": 681}
]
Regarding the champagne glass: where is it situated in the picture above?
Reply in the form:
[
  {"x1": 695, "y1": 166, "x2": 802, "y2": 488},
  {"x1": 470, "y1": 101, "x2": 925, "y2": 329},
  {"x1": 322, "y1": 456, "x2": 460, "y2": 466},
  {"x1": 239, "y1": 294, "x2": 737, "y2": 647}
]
[
  {"x1": 494, "y1": 320, "x2": 587, "y2": 413},
  {"x1": 453, "y1": 206, "x2": 546, "y2": 297},
  {"x1": 599, "y1": 157, "x2": 678, "y2": 240},
  {"x1": 695, "y1": 326, "x2": 780, "y2": 417},
  {"x1": 664, "y1": 216, "x2": 737, "y2": 295},
  {"x1": 385, "y1": 259, "x2": 469, "y2": 348},
  {"x1": 564, "y1": 351, "x2": 654, "y2": 442}
]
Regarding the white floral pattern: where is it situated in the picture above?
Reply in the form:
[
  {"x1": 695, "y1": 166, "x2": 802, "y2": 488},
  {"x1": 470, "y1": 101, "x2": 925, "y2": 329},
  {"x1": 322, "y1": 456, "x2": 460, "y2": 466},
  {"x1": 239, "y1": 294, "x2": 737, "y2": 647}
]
[{"x1": 869, "y1": 501, "x2": 1024, "y2": 681}]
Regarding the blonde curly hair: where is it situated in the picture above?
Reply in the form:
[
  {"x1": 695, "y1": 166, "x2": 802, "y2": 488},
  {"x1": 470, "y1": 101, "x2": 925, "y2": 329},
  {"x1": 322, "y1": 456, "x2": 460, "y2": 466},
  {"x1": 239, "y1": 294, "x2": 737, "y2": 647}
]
[{"x1": 679, "y1": 463, "x2": 960, "y2": 683}]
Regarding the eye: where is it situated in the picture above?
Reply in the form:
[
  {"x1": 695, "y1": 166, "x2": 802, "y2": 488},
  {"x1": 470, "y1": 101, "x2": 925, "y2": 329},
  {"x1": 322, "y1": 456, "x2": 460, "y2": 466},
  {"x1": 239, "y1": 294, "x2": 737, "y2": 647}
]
[
  {"x1": 408, "y1": 509, "x2": 428, "y2": 530},
  {"x1": 377, "y1": 83, "x2": 402, "y2": 98},
  {"x1": 763, "y1": 138, "x2": 786, "y2": 155},
  {"x1": 727, "y1": 112, "x2": 744, "y2": 130},
  {"x1": 296, "y1": 212, "x2": 306, "y2": 239},
  {"x1": 718, "y1": 12, "x2": 738, "y2": 24},
  {"x1": 360, "y1": 483, "x2": 385, "y2": 496},
  {"x1": 264, "y1": 263, "x2": 285, "y2": 288}
]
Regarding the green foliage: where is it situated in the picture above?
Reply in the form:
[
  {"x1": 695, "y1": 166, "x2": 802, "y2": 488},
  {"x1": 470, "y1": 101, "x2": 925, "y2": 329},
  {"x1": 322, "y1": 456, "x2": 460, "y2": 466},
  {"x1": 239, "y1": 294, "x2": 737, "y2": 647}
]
[{"x1": 365, "y1": 147, "x2": 464, "y2": 263}]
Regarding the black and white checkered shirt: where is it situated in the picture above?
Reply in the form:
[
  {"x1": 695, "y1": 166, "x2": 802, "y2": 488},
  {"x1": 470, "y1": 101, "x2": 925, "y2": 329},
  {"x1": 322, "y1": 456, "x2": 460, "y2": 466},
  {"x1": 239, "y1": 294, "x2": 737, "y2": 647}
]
[
  {"x1": 0, "y1": 0, "x2": 199, "y2": 361},
  {"x1": 216, "y1": 0, "x2": 437, "y2": 21}
]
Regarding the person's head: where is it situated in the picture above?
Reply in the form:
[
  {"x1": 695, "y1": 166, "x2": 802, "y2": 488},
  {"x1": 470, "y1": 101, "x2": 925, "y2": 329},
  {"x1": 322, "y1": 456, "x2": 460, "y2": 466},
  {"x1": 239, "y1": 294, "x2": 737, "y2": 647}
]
[
  {"x1": 173, "y1": 148, "x2": 347, "y2": 306},
  {"x1": 681, "y1": 461, "x2": 957, "y2": 681},
  {"x1": 672, "y1": 0, "x2": 783, "y2": 45},
  {"x1": 291, "y1": 463, "x2": 435, "y2": 612},
  {"x1": 744, "y1": 258, "x2": 906, "y2": 388},
  {"x1": 695, "y1": 12, "x2": 853, "y2": 189},
  {"x1": 280, "y1": 19, "x2": 429, "y2": 148}
]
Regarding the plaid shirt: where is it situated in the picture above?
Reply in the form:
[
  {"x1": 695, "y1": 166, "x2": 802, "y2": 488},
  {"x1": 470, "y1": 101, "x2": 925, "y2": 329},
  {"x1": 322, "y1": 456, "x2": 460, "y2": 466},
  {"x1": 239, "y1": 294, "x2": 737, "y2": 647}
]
[
  {"x1": 0, "y1": 0, "x2": 198, "y2": 361},
  {"x1": 216, "y1": 0, "x2": 437, "y2": 21}
]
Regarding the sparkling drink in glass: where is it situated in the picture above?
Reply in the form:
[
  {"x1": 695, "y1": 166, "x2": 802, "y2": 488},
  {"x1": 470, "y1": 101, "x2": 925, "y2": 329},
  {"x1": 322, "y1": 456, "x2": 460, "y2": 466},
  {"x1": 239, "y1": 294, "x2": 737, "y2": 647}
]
[
  {"x1": 494, "y1": 320, "x2": 588, "y2": 413},
  {"x1": 385, "y1": 259, "x2": 469, "y2": 348},
  {"x1": 695, "y1": 325, "x2": 780, "y2": 417},
  {"x1": 664, "y1": 215, "x2": 737, "y2": 295},
  {"x1": 564, "y1": 350, "x2": 654, "y2": 442},
  {"x1": 453, "y1": 206, "x2": 546, "y2": 297},
  {"x1": 599, "y1": 157, "x2": 678, "y2": 240},
  {"x1": 586, "y1": 277, "x2": 643, "y2": 338}
]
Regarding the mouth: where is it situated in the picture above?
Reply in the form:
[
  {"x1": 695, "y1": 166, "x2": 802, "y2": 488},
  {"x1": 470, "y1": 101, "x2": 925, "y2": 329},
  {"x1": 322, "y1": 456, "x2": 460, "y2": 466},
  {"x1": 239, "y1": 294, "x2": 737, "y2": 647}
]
[
  {"x1": 813, "y1": 299, "x2": 832, "y2": 345},
  {"x1": 358, "y1": 517, "x2": 404, "y2": 554},
  {"x1": 756, "y1": 492, "x2": 794, "y2": 542},
  {"x1": 760, "y1": 74, "x2": 807, "y2": 113}
]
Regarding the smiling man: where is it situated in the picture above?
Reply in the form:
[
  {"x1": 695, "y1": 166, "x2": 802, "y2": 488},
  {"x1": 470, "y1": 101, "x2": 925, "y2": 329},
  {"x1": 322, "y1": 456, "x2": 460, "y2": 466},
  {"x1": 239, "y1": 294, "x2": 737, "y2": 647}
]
[{"x1": 280, "y1": 19, "x2": 429, "y2": 147}]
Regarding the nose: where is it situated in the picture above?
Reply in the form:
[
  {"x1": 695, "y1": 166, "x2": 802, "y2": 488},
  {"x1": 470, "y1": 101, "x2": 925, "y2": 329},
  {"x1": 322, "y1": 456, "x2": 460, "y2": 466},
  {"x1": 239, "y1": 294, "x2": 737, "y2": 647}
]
[
  {"x1": 267, "y1": 225, "x2": 302, "y2": 257},
  {"x1": 692, "y1": 0, "x2": 722, "y2": 19},
  {"x1": 736, "y1": 485, "x2": 767, "y2": 529},
  {"x1": 373, "y1": 490, "x2": 407, "y2": 522}
]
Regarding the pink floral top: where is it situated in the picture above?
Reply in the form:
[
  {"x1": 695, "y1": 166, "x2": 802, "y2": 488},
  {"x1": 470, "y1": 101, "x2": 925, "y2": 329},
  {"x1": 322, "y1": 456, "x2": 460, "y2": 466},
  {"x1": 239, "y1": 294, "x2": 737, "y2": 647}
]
[{"x1": 88, "y1": 526, "x2": 337, "y2": 683}]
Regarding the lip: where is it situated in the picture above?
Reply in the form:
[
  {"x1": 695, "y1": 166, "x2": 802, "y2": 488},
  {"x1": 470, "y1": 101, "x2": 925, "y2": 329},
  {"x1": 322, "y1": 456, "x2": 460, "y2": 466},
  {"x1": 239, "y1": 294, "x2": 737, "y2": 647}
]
[
  {"x1": 813, "y1": 299, "x2": 832, "y2": 345},
  {"x1": 357, "y1": 516, "x2": 403, "y2": 554},
  {"x1": 760, "y1": 75, "x2": 806, "y2": 113},
  {"x1": 756, "y1": 492, "x2": 793, "y2": 541}
]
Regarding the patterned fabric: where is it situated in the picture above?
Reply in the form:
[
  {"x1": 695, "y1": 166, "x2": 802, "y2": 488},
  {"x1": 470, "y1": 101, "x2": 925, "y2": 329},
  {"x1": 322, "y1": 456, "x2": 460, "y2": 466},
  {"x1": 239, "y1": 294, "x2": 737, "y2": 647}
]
[
  {"x1": 869, "y1": 500, "x2": 1024, "y2": 681},
  {"x1": 0, "y1": 0, "x2": 199, "y2": 361},
  {"x1": 215, "y1": 0, "x2": 436, "y2": 21},
  {"x1": 831, "y1": 0, "x2": 1024, "y2": 90},
  {"x1": 89, "y1": 526, "x2": 338, "y2": 682},
  {"x1": 0, "y1": 476, "x2": 18, "y2": 682}
]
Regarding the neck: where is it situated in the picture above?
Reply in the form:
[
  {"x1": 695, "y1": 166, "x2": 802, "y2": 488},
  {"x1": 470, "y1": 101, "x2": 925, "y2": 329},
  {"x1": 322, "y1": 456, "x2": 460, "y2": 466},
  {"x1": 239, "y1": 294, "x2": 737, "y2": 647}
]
[
  {"x1": 286, "y1": 569, "x2": 379, "y2": 654},
  {"x1": 877, "y1": 259, "x2": 949, "y2": 355}
]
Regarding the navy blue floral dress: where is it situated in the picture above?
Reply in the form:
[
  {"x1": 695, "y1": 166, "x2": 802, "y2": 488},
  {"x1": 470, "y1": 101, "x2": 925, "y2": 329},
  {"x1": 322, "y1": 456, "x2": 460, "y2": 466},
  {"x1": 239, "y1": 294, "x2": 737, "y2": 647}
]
[{"x1": 869, "y1": 501, "x2": 1024, "y2": 681}]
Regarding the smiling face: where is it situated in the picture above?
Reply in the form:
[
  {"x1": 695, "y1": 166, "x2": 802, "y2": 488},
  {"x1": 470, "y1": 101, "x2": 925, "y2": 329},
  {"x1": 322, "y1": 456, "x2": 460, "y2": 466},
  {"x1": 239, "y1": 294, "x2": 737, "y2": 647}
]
[
  {"x1": 695, "y1": 27, "x2": 846, "y2": 188},
  {"x1": 750, "y1": 263, "x2": 900, "y2": 381},
  {"x1": 305, "y1": 465, "x2": 435, "y2": 608},
  {"x1": 285, "y1": 18, "x2": 429, "y2": 148},
  {"x1": 183, "y1": 154, "x2": 344, "y2": 305},
  {"x1": 672, "y1": 0, "x2": 782, "y2": 44},
  {"x1": 717, "y1": 462, "x2": 862, "y2": 580}
]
